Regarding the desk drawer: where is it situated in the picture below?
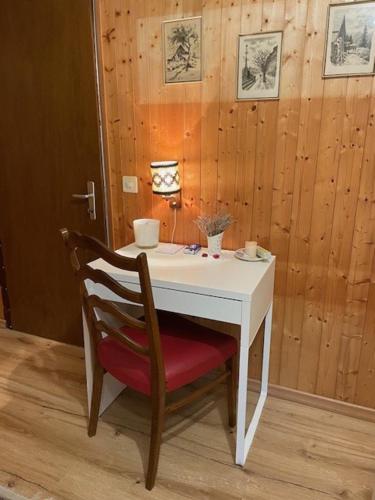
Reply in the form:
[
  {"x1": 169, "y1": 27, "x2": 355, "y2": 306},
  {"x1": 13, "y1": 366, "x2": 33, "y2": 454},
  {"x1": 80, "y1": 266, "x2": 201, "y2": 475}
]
[
  {"x1": 153, "y1": 287, "x2": 242, "y2": 325},
  {"x1": 88, "y1": 281, "x2": 242, "y2": 325}
]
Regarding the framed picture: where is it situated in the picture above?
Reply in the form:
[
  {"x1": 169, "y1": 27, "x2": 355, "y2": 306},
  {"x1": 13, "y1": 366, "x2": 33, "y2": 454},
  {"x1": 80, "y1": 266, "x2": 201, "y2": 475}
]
[
  {"x1": 162, "y1": 16, "x2": 202, "y2": 84},
  {"x1": 323, "y1": 0, "x2": 375, "y2": 78},
  {"x1": 236, "y1": 31, "x2": 283, "y2": 101}
]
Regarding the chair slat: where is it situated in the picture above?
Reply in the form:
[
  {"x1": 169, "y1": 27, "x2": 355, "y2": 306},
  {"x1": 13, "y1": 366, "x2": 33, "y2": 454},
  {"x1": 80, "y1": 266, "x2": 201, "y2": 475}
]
[
  {"x1": 87, "y1": 294, "x2": 146, "y2": 331},
  {"x1": 63, "y1": 230, "x2": 139, "y2": 272},
  {"x1": 80, "y1": 265, "x2": 143, "y2": 305},
  {"x1": 94, "y1": 320, "x2": 149, "y2": 355}
]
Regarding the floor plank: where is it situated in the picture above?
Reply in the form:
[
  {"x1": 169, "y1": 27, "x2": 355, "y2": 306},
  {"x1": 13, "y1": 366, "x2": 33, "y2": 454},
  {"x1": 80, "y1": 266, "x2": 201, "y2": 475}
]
[{"x1": 0, "y1": 328, "x2": 374, "y2": 500}]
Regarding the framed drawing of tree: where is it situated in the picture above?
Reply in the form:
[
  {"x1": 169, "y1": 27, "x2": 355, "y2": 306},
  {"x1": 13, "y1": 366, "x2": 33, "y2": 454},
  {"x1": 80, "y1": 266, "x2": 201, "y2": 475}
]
[
  {"x1": 163, "y1": 17, "x2": 202, "y2": 84},
  {"x1": 323, "y1": 1, "x2": 375, "y2": 78},
  {"x1": 236, "y1": 31, "x2": 283, "y2": 101}
]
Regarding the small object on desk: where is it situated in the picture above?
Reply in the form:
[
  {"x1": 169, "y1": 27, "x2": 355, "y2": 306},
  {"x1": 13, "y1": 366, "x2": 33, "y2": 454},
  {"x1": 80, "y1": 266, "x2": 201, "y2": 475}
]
[
  {"x1": 201, "y1": 252, "x2": 220, "y2": 259},
  {"x1": 235, "y1": 246, "x2": 272, "y2": 262},
  {"x1": 194, "y1": 213, "x2": 235, "y2": 256},
  {"x1": 235, "y1": 249, "x2": 263, "y2": 262},
  {"x1": 256, "y1": 246, "x2": 272, "y2": 261},
  {"x1": 133, "y1": 219, "x2": 160, "y2": 248},
  {"x1": 183, "y1": 243, "x2": 201, "y2": 255},
  {"x1": 245, "y1": 240, "x2": 257, "y2": 258},
  {"x1": 155, "y1": 243, "x2": 184, "y2": 255}
]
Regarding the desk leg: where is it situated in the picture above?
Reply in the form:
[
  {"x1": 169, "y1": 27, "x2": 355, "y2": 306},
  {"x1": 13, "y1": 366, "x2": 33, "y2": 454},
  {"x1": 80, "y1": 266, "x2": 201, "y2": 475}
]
[
  {"x1": 82, "y1": 309, "x2": 126, "y2": 417},
  {"x1": 235, "y1": 301, "x2": 273, "y2": 466},
  {"x1": 235, "y1": 301, "x2": 250, "y2": 465},
  {"x1": 261, "y1": 301, "x2": 272, "y2": 396}
]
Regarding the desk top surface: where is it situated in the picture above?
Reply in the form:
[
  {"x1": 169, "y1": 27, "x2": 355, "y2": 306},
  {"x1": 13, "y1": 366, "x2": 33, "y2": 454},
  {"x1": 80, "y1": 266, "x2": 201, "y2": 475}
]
[{"x1": 89, "y1": 243, "x2": 275, "y2": 301}]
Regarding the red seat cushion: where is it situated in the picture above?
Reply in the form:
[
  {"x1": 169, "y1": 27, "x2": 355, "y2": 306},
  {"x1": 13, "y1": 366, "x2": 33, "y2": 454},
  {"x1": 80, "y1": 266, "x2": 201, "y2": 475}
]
[{"x1": 97, "y1": 312, "x2": 237, "y2": 395}]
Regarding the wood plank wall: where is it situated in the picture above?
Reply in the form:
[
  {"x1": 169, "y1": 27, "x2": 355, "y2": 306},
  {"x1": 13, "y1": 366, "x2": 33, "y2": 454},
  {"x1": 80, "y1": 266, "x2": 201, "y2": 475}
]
[{"x1": 97, "y1": 0, "x2": 375, "y2": 409}]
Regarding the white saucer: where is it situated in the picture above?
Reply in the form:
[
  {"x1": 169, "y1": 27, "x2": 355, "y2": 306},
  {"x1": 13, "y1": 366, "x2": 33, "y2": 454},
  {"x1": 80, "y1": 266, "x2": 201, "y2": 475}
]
[{"x1": 234, "y1": 249, "x2": 264, "y2": 262}]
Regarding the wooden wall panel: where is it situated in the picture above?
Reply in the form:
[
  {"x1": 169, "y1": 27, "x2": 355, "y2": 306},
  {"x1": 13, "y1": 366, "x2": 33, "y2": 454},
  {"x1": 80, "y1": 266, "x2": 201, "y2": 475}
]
[
  {"x1": 182, "y1": 0, "x2": 202, "y2": 244},
  {"x1": 97, "y1": 0, "x2": 375, "y2": 409},
  {"x1": 269, "y1": 0, "x2": 307, "y2": 386},
  {"x1": 97, "y1": 0, "x2": 123, "y2": 244},
  {"x1": 284, "y1": 0, "x2": 327, "y2": 392},
  {"x1": 342, "y1": 78, "x2": 375, "y2": 405},
  {"x1": 200, "y1": 0, "x2": 222, "y2": 230}
]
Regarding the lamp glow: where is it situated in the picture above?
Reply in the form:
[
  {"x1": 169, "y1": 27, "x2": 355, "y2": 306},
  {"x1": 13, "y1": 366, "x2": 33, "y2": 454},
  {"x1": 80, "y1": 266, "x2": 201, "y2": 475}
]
[{"x1": 150, "y1": 161, "x2": 181, "y2": 195}]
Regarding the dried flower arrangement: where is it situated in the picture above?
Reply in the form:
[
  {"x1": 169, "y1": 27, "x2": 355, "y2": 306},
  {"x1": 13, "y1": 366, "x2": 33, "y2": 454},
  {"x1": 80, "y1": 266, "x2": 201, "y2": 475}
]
[{"x1": 194, "y1": 213, "x2": 235, "y2": 237}]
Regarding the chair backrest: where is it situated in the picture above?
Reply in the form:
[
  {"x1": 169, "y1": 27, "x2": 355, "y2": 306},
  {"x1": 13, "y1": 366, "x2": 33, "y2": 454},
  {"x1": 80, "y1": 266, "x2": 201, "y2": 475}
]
[{"x1": 60, "y1": 228, "x2": 165, "y2": 394}]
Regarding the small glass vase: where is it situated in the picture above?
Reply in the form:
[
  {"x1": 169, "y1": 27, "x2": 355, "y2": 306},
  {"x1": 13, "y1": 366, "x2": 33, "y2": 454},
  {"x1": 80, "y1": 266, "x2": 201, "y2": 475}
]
[{"x1": 207, "y1": 232, "x2": 224, "y2": 256}]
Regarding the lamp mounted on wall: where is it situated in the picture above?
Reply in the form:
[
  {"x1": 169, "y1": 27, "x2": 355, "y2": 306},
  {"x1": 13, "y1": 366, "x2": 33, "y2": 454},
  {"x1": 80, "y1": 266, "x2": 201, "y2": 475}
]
[{"x1": 150, "y1": 161, "x2": 181, "y2": 209}]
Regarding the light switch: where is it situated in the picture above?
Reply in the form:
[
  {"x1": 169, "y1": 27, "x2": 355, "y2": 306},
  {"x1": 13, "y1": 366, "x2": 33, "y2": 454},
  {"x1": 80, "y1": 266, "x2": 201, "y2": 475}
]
[{"x1": 122, "y1": 176, "x2": 138, "y2": 193}]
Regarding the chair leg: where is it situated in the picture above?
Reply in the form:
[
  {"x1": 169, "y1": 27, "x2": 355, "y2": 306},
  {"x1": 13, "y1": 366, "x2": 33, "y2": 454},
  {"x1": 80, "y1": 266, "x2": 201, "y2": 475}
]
[
  {"x1": 146, "y1": 393, "x2": 165, "y2": 490},
  {"x1": 88, "y1": 362, "x2": 104, "y2": 437},
  {"x1": 226, "y1": 355, "x2": 237, "y2": 428}
]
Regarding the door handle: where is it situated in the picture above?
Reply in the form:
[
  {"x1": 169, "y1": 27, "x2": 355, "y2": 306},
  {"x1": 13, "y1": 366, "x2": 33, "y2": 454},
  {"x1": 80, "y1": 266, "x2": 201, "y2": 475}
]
[
  {"x1": 72, "y1": 181, "x2": 96, "y2": 220},
  {"x1": 72, "y1": 193, "x2": 93, "y2": 200}
]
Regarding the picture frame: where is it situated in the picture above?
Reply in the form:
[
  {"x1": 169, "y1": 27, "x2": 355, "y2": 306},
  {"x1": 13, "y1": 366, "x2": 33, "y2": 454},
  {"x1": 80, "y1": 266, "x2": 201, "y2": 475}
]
[
  {"x1": 236, "y1": 31, "x2": 283, "y2": 101},
  {"x1": 323, "y1": 0, "x2": 375, "y2": 78},
  {"x1": 162, "y1": 16, "x2": 202, "y2": 84}
]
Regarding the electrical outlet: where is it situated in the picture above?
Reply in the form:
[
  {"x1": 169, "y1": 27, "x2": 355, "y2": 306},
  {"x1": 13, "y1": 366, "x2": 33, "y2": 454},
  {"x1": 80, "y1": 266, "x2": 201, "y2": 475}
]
[{"x1": 122, "y1": 176, "x2": 138, "y2": 193}]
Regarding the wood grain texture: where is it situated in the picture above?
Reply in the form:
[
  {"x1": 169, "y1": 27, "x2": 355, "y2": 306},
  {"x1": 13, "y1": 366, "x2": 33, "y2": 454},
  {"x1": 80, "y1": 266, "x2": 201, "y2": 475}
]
[
  {"x1": 1, "y1": 328, "x2": 375, "y2": 500},
  {"x1": 97, "y1": 0, "x2": 375, "y2": 409}
]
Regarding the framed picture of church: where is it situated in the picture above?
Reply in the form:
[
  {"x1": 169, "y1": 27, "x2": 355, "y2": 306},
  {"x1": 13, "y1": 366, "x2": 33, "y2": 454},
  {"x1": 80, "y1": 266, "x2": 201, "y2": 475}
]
[
  {"x1": 323, "y1": 1, "x2": 375, "y2": 77},
  {"x1": 162, "y1": 16, "x2": 202, "y2": 84},
  {"x1": 236, "y1": 31, "x2": 283, "y2": 101}
]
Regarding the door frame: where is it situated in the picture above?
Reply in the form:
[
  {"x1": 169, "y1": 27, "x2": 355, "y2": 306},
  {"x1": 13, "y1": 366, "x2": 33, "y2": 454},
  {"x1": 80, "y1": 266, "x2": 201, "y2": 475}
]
[
  {"x1": 0, "y1": 242, "x2": 11, "y2": 328},
  {"x1": 91, "y1": 0, "x2": 112, "y2": 247}
]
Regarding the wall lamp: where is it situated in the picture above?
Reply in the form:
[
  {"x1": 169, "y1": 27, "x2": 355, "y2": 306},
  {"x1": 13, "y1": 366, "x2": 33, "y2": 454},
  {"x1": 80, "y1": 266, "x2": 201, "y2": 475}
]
[{"x1": 150, "y1": 161, "x2": 181, "y2": 209}]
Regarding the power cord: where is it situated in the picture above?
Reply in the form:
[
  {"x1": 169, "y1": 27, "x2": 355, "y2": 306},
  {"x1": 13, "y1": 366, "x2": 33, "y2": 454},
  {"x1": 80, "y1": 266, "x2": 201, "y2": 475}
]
[{"x1": 171, "y1": 207, "x2": 177, "y2": 244}]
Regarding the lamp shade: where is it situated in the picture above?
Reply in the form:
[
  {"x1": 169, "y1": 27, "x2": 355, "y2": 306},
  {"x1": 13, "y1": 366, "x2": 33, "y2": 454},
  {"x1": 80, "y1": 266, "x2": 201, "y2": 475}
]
[{"x1": 150, "y1": 161, "x2": 180, "y2": 195}]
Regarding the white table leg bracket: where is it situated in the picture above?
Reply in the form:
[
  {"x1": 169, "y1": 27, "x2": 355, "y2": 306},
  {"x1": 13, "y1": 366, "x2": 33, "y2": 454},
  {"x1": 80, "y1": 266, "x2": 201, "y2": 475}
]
[
  {"x1": 82, "y1": 308, "x2": 126, "y2": 417},
  {"x1": 235, "y1": 301, "x2": 273, "y2": 466}
]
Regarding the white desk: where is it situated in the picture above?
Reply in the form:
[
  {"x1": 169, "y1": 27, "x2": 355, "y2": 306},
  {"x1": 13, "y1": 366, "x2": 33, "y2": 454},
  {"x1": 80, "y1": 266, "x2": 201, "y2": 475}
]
[{"x1": 84, "y1": 244, "x2": 275, "y2": 466}]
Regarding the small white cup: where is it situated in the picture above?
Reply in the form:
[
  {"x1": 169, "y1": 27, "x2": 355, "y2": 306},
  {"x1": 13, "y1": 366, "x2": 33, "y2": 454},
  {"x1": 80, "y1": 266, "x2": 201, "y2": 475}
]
[
  {"x1": 133, "y1": 219, "x2": 160, "y2": 248},
  {"x1": 245, "y1": 241, "x2": 257, "y2": 258}
]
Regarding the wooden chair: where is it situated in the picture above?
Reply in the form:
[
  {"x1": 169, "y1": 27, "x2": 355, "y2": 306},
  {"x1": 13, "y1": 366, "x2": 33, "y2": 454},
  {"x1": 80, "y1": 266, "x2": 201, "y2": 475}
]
[{"x1": 60, "y1": 229, "x2": 238, "y2": 490}]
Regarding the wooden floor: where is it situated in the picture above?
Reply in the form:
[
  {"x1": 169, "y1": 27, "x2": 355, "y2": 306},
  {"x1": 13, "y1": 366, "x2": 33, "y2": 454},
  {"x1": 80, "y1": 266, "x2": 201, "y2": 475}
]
[{"x1": 0, "y1": 329, "x2": 374, "y2": 500}]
